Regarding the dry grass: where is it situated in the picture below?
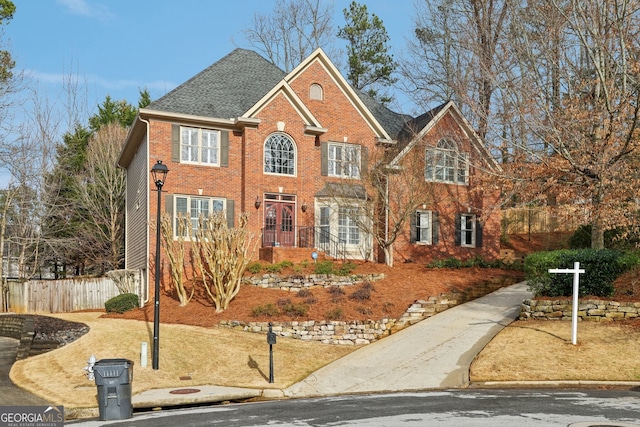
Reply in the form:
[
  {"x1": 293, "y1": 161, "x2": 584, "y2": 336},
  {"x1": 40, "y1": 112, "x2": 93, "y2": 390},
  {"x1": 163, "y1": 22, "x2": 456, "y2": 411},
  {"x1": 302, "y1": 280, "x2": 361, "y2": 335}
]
[
  {"x1": 471, "y1": 320, "x2": 640, "y2": 382},
  {"x1": 10, "y1": 312, "x2": 355, "y2": 410}
]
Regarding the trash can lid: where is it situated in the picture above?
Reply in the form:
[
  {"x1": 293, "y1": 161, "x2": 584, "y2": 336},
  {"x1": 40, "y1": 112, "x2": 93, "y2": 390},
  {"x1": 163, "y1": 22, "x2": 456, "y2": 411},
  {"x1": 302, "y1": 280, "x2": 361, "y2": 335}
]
[{"x1": 96, "y1": 358, "x2": 134, "y2": 365}]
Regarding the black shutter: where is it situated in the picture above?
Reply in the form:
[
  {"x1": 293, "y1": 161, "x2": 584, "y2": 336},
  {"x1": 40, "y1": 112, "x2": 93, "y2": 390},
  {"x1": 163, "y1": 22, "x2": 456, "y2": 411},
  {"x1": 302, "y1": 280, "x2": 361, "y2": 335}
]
[
  {"x1": 432, "y1": 212, "x2": 439, "y2": 244},
  {"x1": 321, "y1": 141, "x2": 328, "y2": 176},
  {"x1": 475, "y1": 219, "x2": 483, "y2": 248},
  {"x1": 454, "y1": 214, "x2": 461, "y2": 246},
  {"x1": 410, "y1": 211, "x2": 417, "y2": 243},
  {"x1": 171, "y1": 124, "x2": 180, "y2": 162},
  {"x1": 220, "y1": 130, "x2": 229, "y2": 167},
  {"x1": 226, "y1": 200, "x2": 235, "y2": 228}
]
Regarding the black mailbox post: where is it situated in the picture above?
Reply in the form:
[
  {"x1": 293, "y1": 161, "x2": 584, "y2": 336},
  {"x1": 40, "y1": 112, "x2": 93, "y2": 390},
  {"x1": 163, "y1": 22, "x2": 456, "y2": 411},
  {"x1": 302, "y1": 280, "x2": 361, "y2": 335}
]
[{"x1": 267, "y1": 323, "x2": 276, "y2": 383}]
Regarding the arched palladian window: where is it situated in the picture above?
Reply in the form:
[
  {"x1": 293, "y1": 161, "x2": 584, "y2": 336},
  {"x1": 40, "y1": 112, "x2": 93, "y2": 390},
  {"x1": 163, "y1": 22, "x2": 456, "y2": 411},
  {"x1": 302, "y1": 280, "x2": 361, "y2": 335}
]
[
  {"x1": 264, "y1": 132, "x2": 296, "y2": 175},
  {"x1": 425, "y1": 138, "x2": 469, "y2": 184},
  {"x1": 310, "y1": 83, "x2": 323, "y2": 100}
]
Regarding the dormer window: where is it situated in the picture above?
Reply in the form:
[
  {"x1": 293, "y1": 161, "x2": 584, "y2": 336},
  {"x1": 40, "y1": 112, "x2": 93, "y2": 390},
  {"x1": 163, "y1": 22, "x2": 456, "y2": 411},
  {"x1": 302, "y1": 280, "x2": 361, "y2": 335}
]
[{"x1": 310, "y1": 83, "x2": 323, "y2": 100}]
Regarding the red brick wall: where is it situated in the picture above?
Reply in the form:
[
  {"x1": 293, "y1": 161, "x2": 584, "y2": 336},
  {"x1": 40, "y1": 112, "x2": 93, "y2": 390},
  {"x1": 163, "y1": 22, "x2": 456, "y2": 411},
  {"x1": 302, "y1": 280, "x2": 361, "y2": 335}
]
[
  {"x1": 145, "y1": 57, "x2": 501, "y2": 292},
  {"x1": 389, "y1": 112, "x2": 501, "y2": 264}
]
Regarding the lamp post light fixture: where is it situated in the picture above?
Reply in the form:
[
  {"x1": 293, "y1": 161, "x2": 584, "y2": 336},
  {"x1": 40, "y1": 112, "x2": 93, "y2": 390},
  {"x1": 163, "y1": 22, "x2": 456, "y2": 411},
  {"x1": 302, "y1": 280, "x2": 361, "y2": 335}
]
[{"x1": 150, "y1": 160, "x2": 169, "y2": 370}]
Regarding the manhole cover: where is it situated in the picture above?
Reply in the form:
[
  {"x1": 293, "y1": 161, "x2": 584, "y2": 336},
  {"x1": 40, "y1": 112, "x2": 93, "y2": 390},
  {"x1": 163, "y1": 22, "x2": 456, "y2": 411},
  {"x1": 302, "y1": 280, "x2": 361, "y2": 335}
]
[{"x1": 169, "y1": 388, "x2": 201, "y2": 395}]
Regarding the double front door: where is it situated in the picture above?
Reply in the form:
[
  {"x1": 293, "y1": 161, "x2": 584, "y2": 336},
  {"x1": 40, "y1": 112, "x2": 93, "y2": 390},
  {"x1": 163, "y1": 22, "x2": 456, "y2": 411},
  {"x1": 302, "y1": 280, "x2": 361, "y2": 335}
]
[{"x1": 263, "y1": 196, "x2": 295, "y2": 247}]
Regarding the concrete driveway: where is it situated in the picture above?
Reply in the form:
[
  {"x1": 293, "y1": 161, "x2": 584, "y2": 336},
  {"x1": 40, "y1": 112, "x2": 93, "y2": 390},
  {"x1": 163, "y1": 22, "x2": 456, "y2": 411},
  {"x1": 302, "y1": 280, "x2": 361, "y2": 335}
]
[{"x1": 285, "y1": 281, "x2": 532, "y2": 397}]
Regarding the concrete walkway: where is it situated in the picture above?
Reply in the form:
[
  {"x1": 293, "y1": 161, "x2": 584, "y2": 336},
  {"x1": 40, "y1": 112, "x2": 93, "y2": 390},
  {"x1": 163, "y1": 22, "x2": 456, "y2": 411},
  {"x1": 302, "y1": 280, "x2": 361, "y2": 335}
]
[{"x1": 284, "y1": 281, "x2": 532, "y2": 397}]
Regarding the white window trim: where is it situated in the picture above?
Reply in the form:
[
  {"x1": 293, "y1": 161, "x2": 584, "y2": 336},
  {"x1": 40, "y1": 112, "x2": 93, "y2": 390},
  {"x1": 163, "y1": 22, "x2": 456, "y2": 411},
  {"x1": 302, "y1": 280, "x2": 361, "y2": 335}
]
[
  {"x1": 180, "y1": 126, "x2": 221, "y2": 167},
  {"x1": 425, "y1": 141, "x2": 469, "y2": 185},
  {"x1": 315, "y1": 202, "x2": 367, "y2": 248},
  {"x1": 415, "y1": 210, "x2": 433, "y2": 245},
  {"x1": 174, "y1": 194, "x2": 226, "y2": 238},
  {"x1": 310, "y1": 83, "x2": 323, "y2": 100},
  {"x1": 460, "y1": 213, "x2": 476, "y2": 248},
  {"x1": 328, "y1": 142, "x2": 361, "y2": 179},
  {"x1": 263, "y1": 132, "x2": 297, "y2": 177}
]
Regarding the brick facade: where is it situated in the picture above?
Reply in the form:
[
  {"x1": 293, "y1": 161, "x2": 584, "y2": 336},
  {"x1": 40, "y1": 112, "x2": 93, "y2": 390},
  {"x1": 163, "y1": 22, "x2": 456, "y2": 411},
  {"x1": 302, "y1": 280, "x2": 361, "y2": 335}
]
[{"x1": 120, "y1": 48, "x2": 501, "y2": 296}]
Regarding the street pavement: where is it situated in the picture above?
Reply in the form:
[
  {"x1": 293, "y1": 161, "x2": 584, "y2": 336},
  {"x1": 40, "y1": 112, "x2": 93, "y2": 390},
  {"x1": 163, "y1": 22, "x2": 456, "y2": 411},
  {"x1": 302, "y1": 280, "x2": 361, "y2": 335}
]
[{"x1": 0, "y1": 336, "x2": 49, "y2": 406}]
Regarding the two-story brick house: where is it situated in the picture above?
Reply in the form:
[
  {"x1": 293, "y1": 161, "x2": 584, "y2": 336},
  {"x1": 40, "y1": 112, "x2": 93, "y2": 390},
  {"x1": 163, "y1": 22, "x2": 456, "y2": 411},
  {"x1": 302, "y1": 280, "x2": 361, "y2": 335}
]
[{"x1": 117, "y1": 48, "x2": 501, "y2": 298}]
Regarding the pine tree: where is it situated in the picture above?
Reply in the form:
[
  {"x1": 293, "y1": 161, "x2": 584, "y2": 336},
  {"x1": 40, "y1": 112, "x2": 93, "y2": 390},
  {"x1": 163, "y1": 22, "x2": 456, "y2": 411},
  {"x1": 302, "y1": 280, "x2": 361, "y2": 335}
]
[{"x1": 337, "y1": 1, "x2": 397, "y2": 105}]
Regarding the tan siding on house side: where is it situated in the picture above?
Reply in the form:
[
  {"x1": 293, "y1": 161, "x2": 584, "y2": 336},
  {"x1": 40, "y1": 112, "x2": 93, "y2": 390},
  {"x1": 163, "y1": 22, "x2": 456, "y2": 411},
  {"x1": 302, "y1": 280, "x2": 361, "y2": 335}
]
[{"x1": 125, "y1": 134, "x2": 149, "y2": 270}]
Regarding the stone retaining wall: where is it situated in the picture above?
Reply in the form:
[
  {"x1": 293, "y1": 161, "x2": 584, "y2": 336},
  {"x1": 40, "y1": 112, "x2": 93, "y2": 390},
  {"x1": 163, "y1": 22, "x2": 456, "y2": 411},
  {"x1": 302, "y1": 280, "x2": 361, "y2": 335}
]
[
  {"x1": 519, "y1": 298, "x2": 640, "y2": 321},
  {"x1": 242, "y1": 273, "x2": 385, "y2": 291},
  {"x1": 0, "y1": 314, "x2": 61, "y2": 360},
  {"x1": 0, "y1": 314, "x2": 36, "y2": 360},
  {"x1": 220, "y1": 277, "x2": 513, "y2": 344}
]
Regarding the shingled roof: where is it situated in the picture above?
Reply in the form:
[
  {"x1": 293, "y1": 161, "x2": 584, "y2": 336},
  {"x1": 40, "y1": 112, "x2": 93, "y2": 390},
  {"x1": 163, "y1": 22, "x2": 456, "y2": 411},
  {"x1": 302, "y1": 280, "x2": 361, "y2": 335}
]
[
  {"x1": 148, "y1": 48, "x2": 287, "y2": 119},
  {"x1": 147, "y1": 48, "x2": 415, "y2": 140}
]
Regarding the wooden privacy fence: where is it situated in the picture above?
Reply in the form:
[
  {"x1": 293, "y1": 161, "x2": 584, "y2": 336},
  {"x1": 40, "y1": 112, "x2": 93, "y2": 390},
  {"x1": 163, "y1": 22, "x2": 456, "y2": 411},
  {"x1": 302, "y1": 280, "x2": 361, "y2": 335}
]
[
  {"x1": 1, "y1": 274, "x2": 141, "y2": 314},
  {"x1": 502, "y1": 205, "x2": 586, "y2": 235}
]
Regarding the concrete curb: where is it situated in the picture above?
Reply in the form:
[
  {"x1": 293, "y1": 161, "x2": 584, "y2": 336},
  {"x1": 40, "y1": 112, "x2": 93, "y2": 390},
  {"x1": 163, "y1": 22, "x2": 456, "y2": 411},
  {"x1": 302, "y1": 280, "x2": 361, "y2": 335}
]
[{"x1": 470, "y1": 380, "x2": 640, "y2": 389}]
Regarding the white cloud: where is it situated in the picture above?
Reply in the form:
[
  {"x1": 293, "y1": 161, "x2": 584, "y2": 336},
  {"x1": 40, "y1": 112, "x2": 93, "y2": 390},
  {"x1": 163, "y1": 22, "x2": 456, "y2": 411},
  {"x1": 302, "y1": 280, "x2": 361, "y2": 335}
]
[
  {"x1": 56, "y1": 0, "x2": 115, "y2": 20},
  {"x1": 24, "y1": 69, "x2": 176, "y2": 100}
]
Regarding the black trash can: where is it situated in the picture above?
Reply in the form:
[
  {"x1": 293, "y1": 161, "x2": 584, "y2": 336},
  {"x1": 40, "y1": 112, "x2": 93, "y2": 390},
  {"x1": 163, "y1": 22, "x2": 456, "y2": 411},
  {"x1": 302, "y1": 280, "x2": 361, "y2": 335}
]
[{"x1": 93, "y1": 358, "x2": 134, "y2": 421}]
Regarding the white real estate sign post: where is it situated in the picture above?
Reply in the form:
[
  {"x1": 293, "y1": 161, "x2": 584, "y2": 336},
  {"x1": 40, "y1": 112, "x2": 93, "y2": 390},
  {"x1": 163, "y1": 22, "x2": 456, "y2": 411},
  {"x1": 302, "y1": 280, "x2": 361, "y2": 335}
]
[{"x1": 548, "y1": 262, "x2": 585, "y2": 345}]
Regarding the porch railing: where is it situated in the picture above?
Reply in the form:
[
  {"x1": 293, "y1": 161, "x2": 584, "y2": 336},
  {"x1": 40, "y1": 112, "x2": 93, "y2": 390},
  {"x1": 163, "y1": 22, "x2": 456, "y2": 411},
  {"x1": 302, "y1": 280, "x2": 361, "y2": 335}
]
[{"x1": 261, "y1": 225, "x2": 347, "y2": 261}]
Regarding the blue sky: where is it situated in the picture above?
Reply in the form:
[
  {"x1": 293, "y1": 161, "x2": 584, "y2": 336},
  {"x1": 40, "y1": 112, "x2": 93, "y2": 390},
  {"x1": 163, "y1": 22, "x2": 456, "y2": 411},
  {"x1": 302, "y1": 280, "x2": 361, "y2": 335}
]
[{"x1": 1, "y1": 0, "x2": 418, "y2": 187}]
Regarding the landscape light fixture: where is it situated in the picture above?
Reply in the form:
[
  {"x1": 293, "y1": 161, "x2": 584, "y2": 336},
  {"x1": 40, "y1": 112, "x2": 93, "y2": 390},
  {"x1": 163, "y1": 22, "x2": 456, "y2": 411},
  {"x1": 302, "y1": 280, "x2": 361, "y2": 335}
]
[{"x1": 150, "y1": 160, "x2": 168, "y2": 370}]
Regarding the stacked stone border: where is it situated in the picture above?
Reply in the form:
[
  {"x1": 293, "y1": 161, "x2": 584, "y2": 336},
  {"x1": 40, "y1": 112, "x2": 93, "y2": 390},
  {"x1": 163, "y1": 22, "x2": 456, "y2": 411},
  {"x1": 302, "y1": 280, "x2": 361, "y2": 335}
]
[
  {"x1": 0, "y1": 314, "x2": 61, "y2": 360},
  {"x1": 221, "y1": 274, "x2": 512, "y2": 345},
  {"x1": 519, "y1": 298, "x2": 640, "y2": 321}
]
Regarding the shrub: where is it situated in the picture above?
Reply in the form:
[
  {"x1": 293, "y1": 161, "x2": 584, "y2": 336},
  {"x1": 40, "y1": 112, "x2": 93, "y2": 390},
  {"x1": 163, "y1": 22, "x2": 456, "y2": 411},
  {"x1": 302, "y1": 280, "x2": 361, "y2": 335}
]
[
  {"x1": 428, "y1": 257, "x2": 463, "y2": 269},
  {"x1": 349, "y1": 281, "x2": 375, "y2": 301},
  {"x1": 324, "y1": 307, "x2": 343, "y2": 320},
  {"x1": 525, "y1": 249, "x2": 639, "y2": 297},
  {"x1": 297, "y1": 289, "x2": 313, "y2": 298},
  {"x1": 314, "y1": 260, "x2": 335, "y2": 275},
  {"x1": 278, "y1": 260, "x2": 294, "y2": 269},
  {"x1": 328, "y1": 286, "x2": 345, "y2": 303},
  {"x1": 251, "y1": 304, "x2": 279, "y2": 318},
  {"x1": 337, "y1": 262, "x2": 357, "y2": 276},
  {"x1": 265, "y1": 263, "x2": 283, "y2": 273},
  {"x1": 356, "y1": 305, "x2": 373, "y2": 315},
  {"x1": 276, "y1": 298, "x2": 292, "y2": 307},
  {"x1": 280, "y1": 302, "x2": 308, "y2": 317},
  {"x1": 105, "y1": 293, "x2": 139, "y2": 314},
  {"x1": 247, "y1": 262, "x2": 263, "y2": 274},
  {"x1": 382, "y1": 301, "x2": 394, "y2": 313}
]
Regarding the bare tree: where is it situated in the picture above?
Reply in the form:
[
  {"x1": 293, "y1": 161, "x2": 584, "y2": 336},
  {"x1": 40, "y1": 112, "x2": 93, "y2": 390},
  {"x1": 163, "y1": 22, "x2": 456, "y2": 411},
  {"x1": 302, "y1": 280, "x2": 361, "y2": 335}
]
[
  {"x1": 0, "y1": 87, "x2": 59, "y2": 280},
  {"x1": 242, "y1": 0, "x2": 339, "y2": 71},
  {"x1": 76, "y1": 122, "x2": 127, "y2": 270},
  {"x1": 403, "y1": 0, "x2": 515, "y2": 144},
  {"x1": 503, "y1": 0, "x2": 640, "y2": 249}
]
